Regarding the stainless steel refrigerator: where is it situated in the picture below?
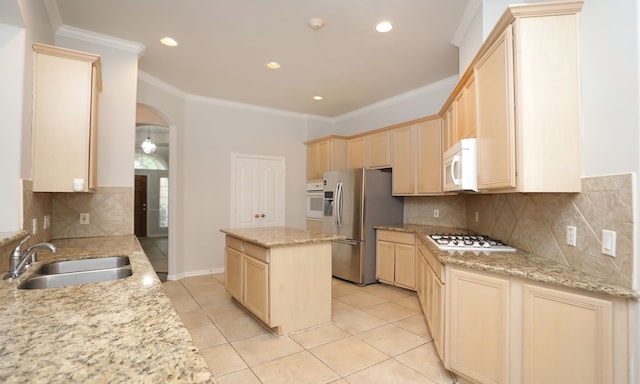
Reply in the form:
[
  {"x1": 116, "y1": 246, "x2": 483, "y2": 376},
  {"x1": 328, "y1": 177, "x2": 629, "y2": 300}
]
[{"x1": 322, "y1": 168, "x2": 404, "y2": 285}]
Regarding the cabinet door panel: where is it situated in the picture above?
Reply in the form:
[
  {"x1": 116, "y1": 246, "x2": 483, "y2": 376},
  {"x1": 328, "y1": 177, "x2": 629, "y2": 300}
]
[
  {"x1": 243, "y1": 256, "x2": 269, "y2": 324},
  {"x1": 394, "y1": 243, "x2": 415, "y2": 289},
  {"x1": 348, "y1": 137, "x2": 367, "y2": 169},
  {"x1": 448, "y1": 268, "x2": 510, "y2": 384},
  {"x1": 417, "y1": 119, "x2": 442, "y2": 194},
  {"x1": 475, "y1": 26, "x2": 516, "y2": 190},
  {"x1": 367, "y1": 131, "x2": 391, "y2": 168},
  {"x1": 376, "y1": 241, "x2": 395, "y2": 284},
  {"x1": 225, "y1": 247, "x2": 243, "y2": 301},
  {"x1": 522, "y1": 284, "x2": 612, "y2": 384},
  {"x1": 391, "y1": 125, "x2": 415, "y2": 194}
]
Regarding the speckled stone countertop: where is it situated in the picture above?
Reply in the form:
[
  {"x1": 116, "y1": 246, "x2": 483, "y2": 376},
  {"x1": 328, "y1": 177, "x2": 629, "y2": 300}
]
[
  {"x1": 220, "y1": 226, "x2": 343, "y2": 248},
  {"x1": 0, "y1": 235, "x2": 215, "y2": 384},
  {"x1": 376, "y1": 224, "x2": 639, "y2": 300}
]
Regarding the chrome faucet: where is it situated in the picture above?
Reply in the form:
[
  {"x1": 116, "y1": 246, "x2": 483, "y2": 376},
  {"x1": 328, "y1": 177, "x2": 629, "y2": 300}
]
[{"x1": 4, "y1": 235, "x2": 57, "y2": 279}]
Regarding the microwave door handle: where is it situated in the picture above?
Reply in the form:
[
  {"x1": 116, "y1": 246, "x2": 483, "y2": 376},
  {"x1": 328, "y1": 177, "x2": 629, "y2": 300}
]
[{"x1": 451, "y1": 156, "x2": 461, "y2": 186}]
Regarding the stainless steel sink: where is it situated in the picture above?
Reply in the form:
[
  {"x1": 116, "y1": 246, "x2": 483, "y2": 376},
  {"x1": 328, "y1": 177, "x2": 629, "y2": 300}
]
[
  {"x1": 18, "y1": 256, "x2": 133, "y2": 289},
  {"x1": 36, "y1": 255, "x2": 130, "y2": 274},
  {"x1": 19, "y1": 267, "x2": 132, "y2": 289}
]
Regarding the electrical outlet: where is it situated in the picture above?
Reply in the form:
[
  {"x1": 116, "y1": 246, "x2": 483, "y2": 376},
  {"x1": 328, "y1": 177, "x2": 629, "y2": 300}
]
[
  {"x1": 602, "y1": 230, "x2": 616, "y2": 257},
  {"x1": 433, "y1": 209, "x2": 440, "y2": 218},
  {"x1": 32, "y1": 218, "x2": 38, "y2": 235},
  {"x1": 566, "y1": 225, "x2": 576, "y2": 246},
  {"x1": 43, "y1": 215, "x2": 50, "y2": 229},
  {"x1": 80, "y1": 213, "x2": 90, "y2": 225}
]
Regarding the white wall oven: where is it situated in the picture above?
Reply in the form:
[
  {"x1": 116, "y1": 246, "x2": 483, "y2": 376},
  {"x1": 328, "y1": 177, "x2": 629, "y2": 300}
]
[{"x1": 306, "y1": 182, "x2": 323, "y2": 219}]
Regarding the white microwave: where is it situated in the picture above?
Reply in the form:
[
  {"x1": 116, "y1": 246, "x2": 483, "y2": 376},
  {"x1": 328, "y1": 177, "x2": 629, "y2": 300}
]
[
  {"x1": 443, "y1": 138, "x2": 478, "y2": 192},
  {"x1": 305, "y1": 182, "x2": 324, "y2": 219}
]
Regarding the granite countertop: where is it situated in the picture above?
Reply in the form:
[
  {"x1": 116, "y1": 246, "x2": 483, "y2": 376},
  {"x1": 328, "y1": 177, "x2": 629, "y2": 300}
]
[
  {"x1": 376, "y1": 224, "x2": 640, "y2": 300},
  {"x1": 220, "y1": 226, "x2": 343, "y2": 248},
  {"x1": 0, "y1": 235, "x2": 215, "y2": 384}
]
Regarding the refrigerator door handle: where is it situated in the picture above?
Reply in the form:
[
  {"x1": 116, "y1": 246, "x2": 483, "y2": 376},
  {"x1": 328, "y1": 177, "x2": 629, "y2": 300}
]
[{"x1": 335, "y1": 181, "x2": 343, "y2": 228}]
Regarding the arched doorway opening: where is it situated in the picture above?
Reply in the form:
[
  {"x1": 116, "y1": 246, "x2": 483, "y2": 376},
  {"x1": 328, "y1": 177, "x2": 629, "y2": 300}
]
[{"x1": 135, "y1": 103, "x2": 171, "y2": 281}]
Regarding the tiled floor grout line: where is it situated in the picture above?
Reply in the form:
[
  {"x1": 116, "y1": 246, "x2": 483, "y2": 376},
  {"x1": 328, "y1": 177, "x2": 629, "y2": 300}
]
[{"x1": 167, "y1": 276, "x2": 454, "y2": 384}]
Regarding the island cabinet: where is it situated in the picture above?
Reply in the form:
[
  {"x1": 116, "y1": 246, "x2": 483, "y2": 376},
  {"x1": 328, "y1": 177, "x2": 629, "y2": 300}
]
[
  {"x1": 305, "y1": 136, "x2": 347, "y2": 181},
  {"x1": 391, "y1": 118, "x2": 442, "y2": 195},
  {"x1": 474, "y1": 2, "x2": 582, "y2": 192},
  {"x1": 32, "y1": 43, "x2": 102, "y2": 192},
  {"x1": 444, "y1": 265, "x2": 628, "y2": 384},
  {"x1": 223, "y1": 233, "x2": 332, "y2": 336},
  {"x1": 375, "y1": 230, "x2": 415, "y2": 290}
]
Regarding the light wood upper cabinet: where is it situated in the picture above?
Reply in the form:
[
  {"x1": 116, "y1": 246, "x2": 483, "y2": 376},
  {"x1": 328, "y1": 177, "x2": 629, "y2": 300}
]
[
  {"x1": 366, "y1": 130, "x2": 391, "y2": 168},
  {"x1": 305, "y1": 137, "x2": 347, "y2": 181},
  {"x1": 32, "y1": 43, "x2": 102, "y2": 192},
  {"x1": 456, "y1": 76, "x2": 477, "y2": 140},
  {"x1": 347, "y1": 136, "x2": 367, "y2": 169},
  {"x1": 475, "y1": 5, "x2": 582, "y2": 192},
  {"x1": 392, "y1": 118, "x2": 442, "y2": 195}
]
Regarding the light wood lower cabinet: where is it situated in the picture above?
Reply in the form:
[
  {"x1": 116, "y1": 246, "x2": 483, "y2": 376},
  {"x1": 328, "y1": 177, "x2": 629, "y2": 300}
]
[
  {"x1": 444, "y1": 265, "x2": 627, "y2": 384},
  {"x1": 376, "y1": 230, "x2": 415, "y2": 290},
  {"x1": 446, "y1": 268, "x2": 510, "y2": 384},
  {"x1": 417, "y1": 243, "x2": 445, "y2": 360},
  {"x1": 224, "y1": 235, "x2": 332, "y2": 335}
]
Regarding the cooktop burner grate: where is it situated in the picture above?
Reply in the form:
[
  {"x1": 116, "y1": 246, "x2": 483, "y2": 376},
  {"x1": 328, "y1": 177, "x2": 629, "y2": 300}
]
[{"x1": 427, "y1": 233, "x2": 517, "y2": 252}]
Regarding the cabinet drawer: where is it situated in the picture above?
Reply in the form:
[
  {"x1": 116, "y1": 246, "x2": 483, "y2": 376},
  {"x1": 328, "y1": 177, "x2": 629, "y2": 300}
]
[
  {"x1": 225, "y1": 236, "x2": 243, "y2": 252},
  {"x1": 377, "y1": 230, "x2": 415, "y2": 245},
  {"x1": 244, "y1": 242, "x2": 270, "y2": 263}
]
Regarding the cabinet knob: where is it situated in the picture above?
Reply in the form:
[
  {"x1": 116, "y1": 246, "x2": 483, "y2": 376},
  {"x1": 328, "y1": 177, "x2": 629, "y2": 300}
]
[
  {"x1": 261, "y1": 214, "x2": 266, "y2": 218},
  {"x1": 254, "y1": 214, "x2": 260, "y2": 218}
]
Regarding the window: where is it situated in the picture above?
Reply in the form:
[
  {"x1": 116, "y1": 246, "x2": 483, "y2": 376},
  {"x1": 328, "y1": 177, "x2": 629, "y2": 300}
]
[
  {"x1": 159, "y1": 177, "x2": 169, "y2": 228},
  {"x1": 134, "y1": 153, "x2": 167, "y2": 170}
]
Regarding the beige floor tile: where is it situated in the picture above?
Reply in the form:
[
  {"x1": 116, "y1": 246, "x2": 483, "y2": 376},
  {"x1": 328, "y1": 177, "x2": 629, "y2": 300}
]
[
  {"x1": 215, "y1": 368, "x2": 262, "y2": 384},
  {"x1": 361, "y1": 301, "x2": 419, "y2": 322},
  {"x1": 182, "y1": 275, "x2": 226, "y2": 296},
  {"x1": 212, "y1": 273, "x2": 225, "y2": 284},
  {"x1": 194, "y1": 290, "x2": 235, "y2": 307},
  {"x1": 396, "y1": 343, "x2": 454, "y2": 384},
  {"x1": 396, "y1": 295, "x2": 422, "y2": 312},
  {"x1": 310, "y1": 336, "x2": 388, "y2": 377},
  {"x1": 329, "y1": 380, "x2": 350, "y2": 384},
  {"x1": 363, "y1": 283, "x2": 415, "y2": 300},
  {"x1": 179, "y1": 308, "x2": 213, "y2": 329},
  {"x1": 215, "y1": 315, "x2": 269, "y2": 341},
  {"x1": 331, "y1": 299, "x2": 356, "y2": 317},
  {"x1": 335, "y1": 291, "x2": 389, "y2": 309},
  {"x1": 202, "y1": 300, "x2": 250, "y2": 324},
  {"x1": 290, "y1": 324, "x2": 350, "y2": 349},
  {"x1": 169, "y1": 295, "x2": 200, "y2": 314},
  {"x1": 232, "y1": 333, "x2": 304, "y2": 366},
  {"x1": 395, "y1": 314, "x2": 433, "y2": 340},
  {"x1": 332, "y1": 280, "x2": 362, "y2": 298},
  {"x1": 162, "y1": 281, "x2": 191, "y2": 300},
  {"x1": 252, "y1": 351, "x2": 340, "y2": 384},
  {"x1": 188, "y1": 324, "x2": 227, "y2": 349},
  {"x1": 356, "y1": 324, "x2": 427, "y2": 356},
  {"x1": 332, "y1": 309, "x2": 387, "y2": 335},
  {"x1": 346, "y1": 358, "x2": 438, "y2": 384},
  {"x1": 199, "y1": 344, "x2": 247, "y2": 377}
]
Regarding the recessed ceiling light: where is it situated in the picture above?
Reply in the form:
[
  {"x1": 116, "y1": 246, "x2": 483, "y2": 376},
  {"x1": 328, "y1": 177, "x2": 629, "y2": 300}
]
[
  {"x1": 375, "y1": 21, "x2": 394, "y2": 33},
  {"x1": 160, "y1": 37, "x2": 178, "y2": 47},
  {"x1": 266, "y1": 62, "x2": 281, "y2": 70},
  {"x1": 313, "y1": 96, "x2": 323, "y2": 101}
]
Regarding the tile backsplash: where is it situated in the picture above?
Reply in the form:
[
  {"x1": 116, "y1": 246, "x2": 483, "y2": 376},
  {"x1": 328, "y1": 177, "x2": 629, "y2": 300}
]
[
  {"x1": 405, "y1": 174, "x2": 635, "y2": 289},
  {"x1": 52, "y1": 187, "x2": 133, "y2": 239}
]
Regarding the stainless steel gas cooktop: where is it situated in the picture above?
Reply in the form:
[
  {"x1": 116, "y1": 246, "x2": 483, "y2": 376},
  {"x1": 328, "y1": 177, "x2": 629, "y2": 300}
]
[{"x1": 427, "y1": 233, "x2": 517, "y2": 252}]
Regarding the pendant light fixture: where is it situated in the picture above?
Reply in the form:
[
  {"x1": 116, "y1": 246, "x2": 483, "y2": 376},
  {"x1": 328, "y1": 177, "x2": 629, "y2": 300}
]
[{"x1": 141, "y1": 126, "x2": 157, "y2": 154}]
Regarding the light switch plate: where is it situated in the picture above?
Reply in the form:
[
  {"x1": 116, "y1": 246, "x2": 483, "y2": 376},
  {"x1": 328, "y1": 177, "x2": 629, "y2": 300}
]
[{"x1": 602, "y1": 229, "x2": 616, "y2": 257}]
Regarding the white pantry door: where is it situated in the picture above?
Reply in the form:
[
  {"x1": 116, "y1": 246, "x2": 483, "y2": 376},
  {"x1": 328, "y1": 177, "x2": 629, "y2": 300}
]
[{"x1": 231, "y1": 154, "x2": 285, "y2": 228}]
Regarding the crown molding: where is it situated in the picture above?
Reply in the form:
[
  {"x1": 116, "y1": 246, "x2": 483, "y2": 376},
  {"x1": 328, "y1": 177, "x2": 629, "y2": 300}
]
[{"x1": 56, "y1": 25, "x2": 146, "y2": 56}]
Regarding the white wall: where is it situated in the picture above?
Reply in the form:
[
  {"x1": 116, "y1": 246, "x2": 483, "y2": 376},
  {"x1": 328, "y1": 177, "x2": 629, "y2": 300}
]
[{"x1": 332, "y1": 76, "x2": 458, "y2": 137}]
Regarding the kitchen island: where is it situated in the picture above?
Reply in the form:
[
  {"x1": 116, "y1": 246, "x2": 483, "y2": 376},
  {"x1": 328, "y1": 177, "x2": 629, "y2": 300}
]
[
  {"x1": 220, "y1": 226, "x2": 340, "y2": 336},
  {"x1": 0, "y1": 234, "x2": 214, "y2": 384}
]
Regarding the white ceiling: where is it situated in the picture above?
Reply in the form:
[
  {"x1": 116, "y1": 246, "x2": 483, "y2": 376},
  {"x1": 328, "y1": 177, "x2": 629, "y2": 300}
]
[{"x1": 49, "y1": 0, "x2": 470, "y2": 117}]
